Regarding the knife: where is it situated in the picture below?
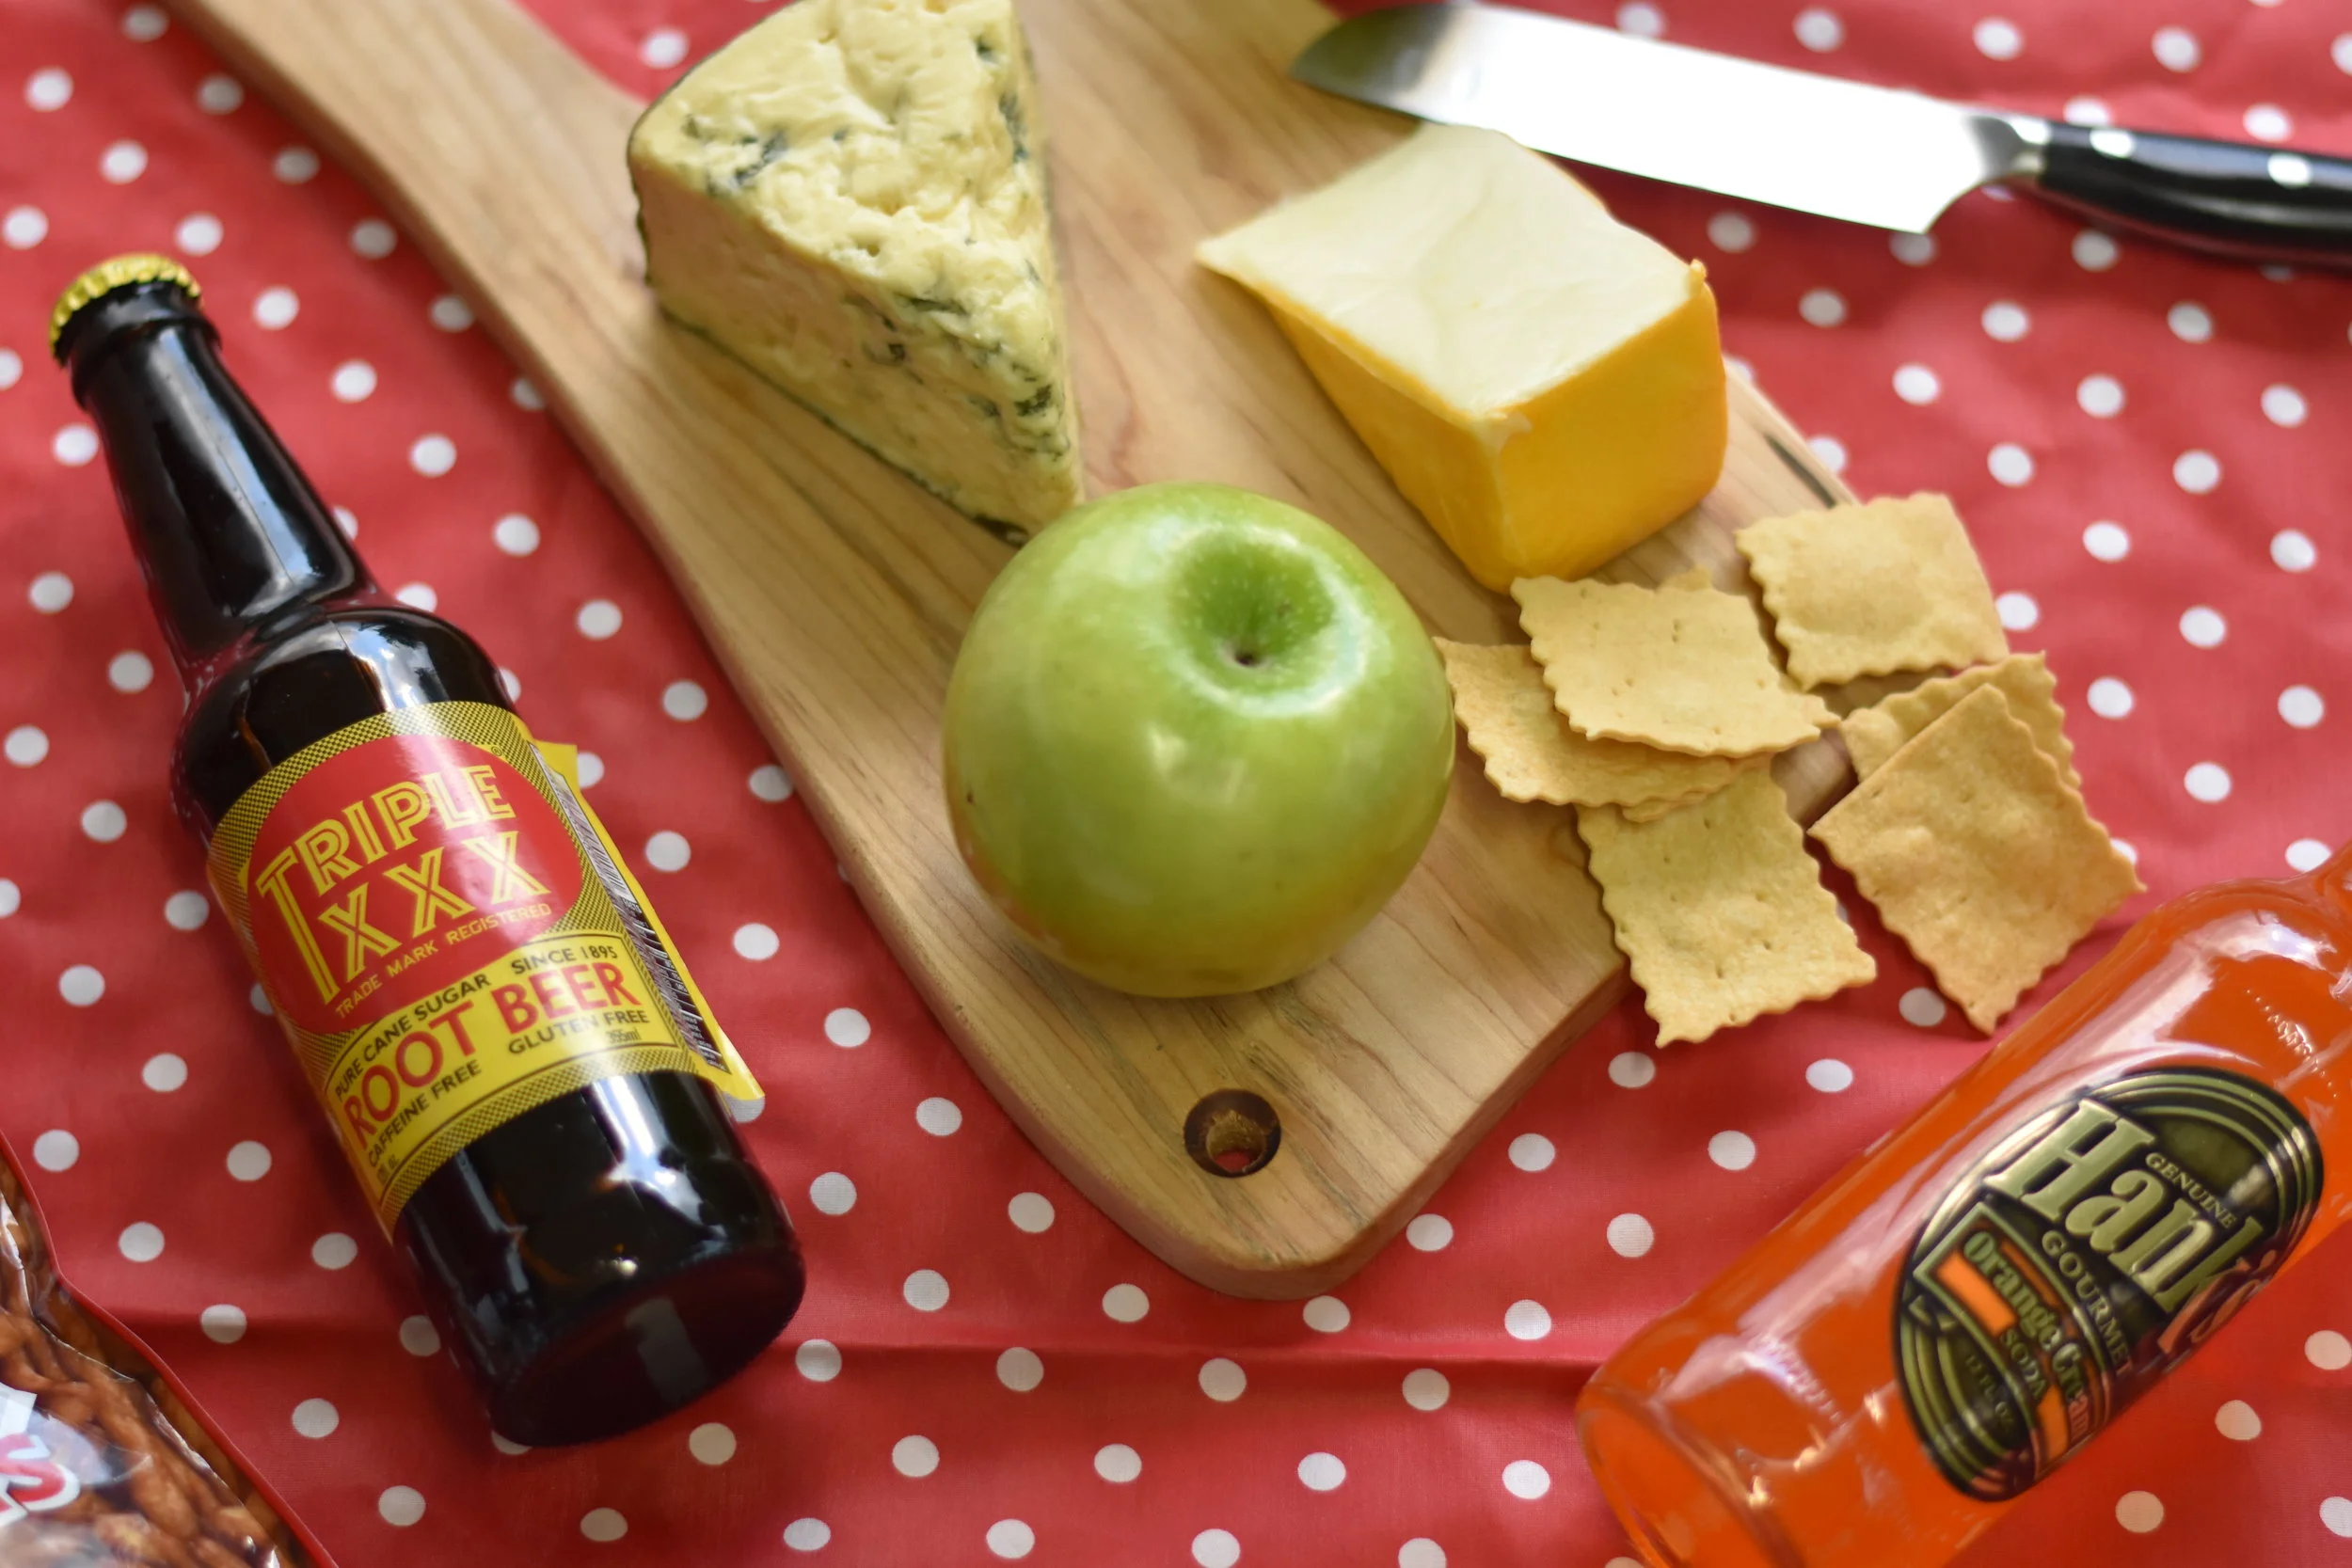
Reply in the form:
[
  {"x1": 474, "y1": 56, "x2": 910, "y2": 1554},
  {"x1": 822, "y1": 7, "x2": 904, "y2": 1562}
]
[{"x1": 1295, "y1": 5, "x2": 2352, "y2": 267}]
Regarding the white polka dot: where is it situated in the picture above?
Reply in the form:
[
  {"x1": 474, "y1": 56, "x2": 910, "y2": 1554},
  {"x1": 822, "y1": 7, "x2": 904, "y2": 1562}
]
[
  {"x1": 373, "y1": 1486, "x2": 426, "y2": 1528},
  {"x1": 252, "y1": 286, "x2": 298, "y2": 329},
  {"x1": 796, "y1": 1338, "x2": 842, "y2": 1381},
  {"x1": 1616, "y1": 2, "x2": 1664, "y2": 38},
  {"x1": 2338, "y1": 33, "x2": 2352, "y2": 76},
  {"x1": 2308, "y1": 1330, "x2": 2351, "y2": 1370},
  {"x1": 100, "y1": 139, "x2": 149, "y2": 182},
  {"x1": 808, "y1": 1172, "x2": 856, "y2": 1215},
  {"x1": 1799, "y1": 288, "x2": 1846, "y2": 327},
  {"x1": 347, "y1": 218, "x2": 397, "y2": 260},
  {"x1": 1504, "y1": 1299, "x2": 1552, "y2": 1340},
  {"x1": 24, "y1": 68, "x2": 72, "y2": 111},
  {"x1": 784, "y1": 1518, "x2": 832, "y2": 1552},
  {"x1": 573, "y1": 599, "x2": 623, "y2": 640},
  {"x1": 1391, "y1": 1368, "x2": 1450, "y2": 1414},
  {"x1": 2185, "y1": 763, "x2": 2232, "y2": 802},
  {"x1": 1893, "y1": 364, "x2": 1940, "y2": 405},
  {"x1": 1995, "y1": 592, "x2": 2039, "y2": 631},
  {"x1": 1794, "y1": 8, "x2": 1842, "y2": 51},
  {"x1": 511, "y1": 377, "x2": 544, "y2": 410},
  {"x1": 2168, "y1": 301, "x2": 2213, "y2": 342},
  {"x1": 491, "y1": 514, "x2": 541, "y2": 556},
  {"x1": 323, "y1": 360, "x2": 377, "y2": 403},
  {"x1": 891, "y1": 1435, "x2": 939, "y2": 1478},
  {"x1": 58, "y1": 966, "x2": 103, "y2": 1006},
  {"x1": 2280, "y1": 686, "x2": 2325, "y2": 729},
  {"x1": 1708, "y1": 212, "x2": 1755, "y2": 252},
  {"x1": 408, "y1": 434, "x2": 456, "y2": 477},
  {"x1": 574, "y1": 1508, "x2": 628, "y2": 1544},
  {"x1": 1981, "y1": 301, "x2": 2029, "y2": 341},
  {"x1": 915, "y1": 1097, "x2": 963, "y2": 1136},
  {"x1": 429, "y1": 294, "x2": 473, "y2": 331},
  {"x1": 2116, "y1": 1490, "x2": 2164, "y2": 1533},
  {"x1": 1008, "y1": 1192, "x2": 1056, "y2": 1232},
  {"x1": 751, "y1": 764, "x2": 795, "y2": 800},
  {"x1": 573, "y1": 752, "x2": 603, "y2": 788},
  {"x1": 1607, "y1": 1053, "x2": 1659, "y2": 1092},
  {"x1": 2260, "y1": 384, "x2": 2307, "y2": 429},
  {"x1": 1102, "y1": 1283, "x2": 1149, "y2": 1323},
  {"x1": 2152, "y1": 25, "x2": 2199, "y2": 71},
  {"x1": 985, "y1": 1520, "x2": 1033, "y2": 1560},
  {"x1": 81, "y1": 800, "x2": 127, "y2": 843},
  {"x1": 1608, "y1": 1213, "x2": 1655, "y2": 1258},
  {"x1": 292, "y1": 1398, "x2": 339, "y2": 1438},
  {"x1": 1399, "y1": 1543, "x2": 1446, "y2": 1568},
  {"x1": 2213, "y1": 1400, "x2": 2261, "y2": 1441},
  {"x1": 729, "y1": 922, "x2": 779, "y2": 961},
  {"x1": 399, "y1": 1315, "x2": 440, "y2": 1356},
  {"x1": 1507, "y1": 1132, "x2": 1555, "y2": 1171},
  {"x1": 392, "y1": 583, "x2": 437, "y2": 612},
  {"x1": 905, "y1": 1270, "x2": 950, "y2": 1311},
  {"x1": 2271, "y1": 529, "x2": 2316, "y2": 572},
  {"x1": 6, "y1": 726, "x2": 49, "y2": 766},
  {"x1": 497, "y1": 668, "x2": 521, "y2": 702},
  {"x1": 50, "y1": 423, "x2": 96, "y2": 468},
  {"x1": 1094, "y1": 1443, "x2": 1142, "y2": 1483},
  {"x1": 1725, "y1": 356, "x2": 1754, "y2": 382},
  {"x1": 138, "y1": 1052, "x2": 188, "y2": 1092},
  {"x1": 201, "y1": 1305, "x2": 246, "y2": 1343},
  {"x1": 644, "y1": 831, "x2": 691, "y2": 872},
  {"x1": 640, "y1": 26, "x2": 691, "y2": 68},
  {"x1": 312, "y1": 1232, "x2": 358, "y2": 1270},
  {"x1": 2072, "y1": 230, "x2": 2118, "y2": 271},
  {"x1": 1809, "y1": 435, "x2": 1848, "y2": 474},
  {"x1": 2288, "y1": 839, "x2": 2331, "y2": 874},
  {"x1": 1303, "y1": 1295, "x2": 1351, "y2": 1333},
  {"x1": 1502, "y1": 1460, "x2": 1551, "y2": 1499},
  {"x1": 1890, "y1": 232, "x2": 1936, "y2": 265},
  {"x1": 249, "y1": 984, "x2": 272, "y2": 1014},
  {"x1": 997, "y1": 1347, "x2": 1043, "y2": 1391},
  {"x1": 273, "y1": 146, "x2": 319, "y2": 182},
  {"x1": 2075, "y1": 374, "x2": 2123, "y2": 418},
  {"x1": 1406, "y1": 1213, "x2": 1453, "y2": 1251},
  {"x1": 161, "y1": 889, "x2": 211, "y2": 931},
  {"x1": 0, "y1": 349, "x2": 18, "y2": 389},
  {"x1": 2174, "y1": 450, "x2": 2221, "y2": 494},
  {"x1": 1297, "y1": 1451, "x2": 1346, "y2": 1491},
  {"x1": 1974, "y1": 18, "x2": 2022, "y2": 59},
  {"x1": 1899, "y1": 988, "x2": 1949, "y2": 1027},
  {"x1": 1708, "y1": 1131, "x2": 1757, "y2": 1171},
  {"x1": 333, "y1": 507, "x2": 358, "y2": 538},
  {"x1": 1988, "y1": 443, "x2": 2034, "y2": 486},
  {"x1": 2063, "y1": 96, "x2": 2110, "y2": 126},
  {"x1": 0, "y1": 880, "x2": 16, "y2": 918},
  {"x1": 2, "y1": 207, "x2": 45, "y2": 250},
  {"x1": 824, "y1": 1007, "x2": 870, "y2": 1046},
  {"x1": 662, "y1": 679, "x2": 708, "y2": 720},
  {"x1": 32, "y1": 1131, "x2": 76, "y2": 1172},
  {"x1": 2088, "y1": 677, "x2": 2134, "y2": 720},
  {"x1": 2180, "y1": 607, "x2": 2226, "y2": 647},
  {"x1": 2243, "y1": 103, "x2": 2290, "y2": 143},
  {"x1": 119, "y1": 1222, "x2": 164, "y2": 1262},
  {"x1": 196, "y1": 72, "x2": 244, "y2": 112},
  {"x1": 1199, "y1": 1357, "x2": 1247, "y2": 1401},
  {"x1": 122, "y1": 4, "x2": 167, "y2": 39},
  {"x1": 2083, "y1": 521, "x2": 2130, "y2": 562},
  {"x1": 1192, "y1": 1530, "x2": 1241, "y2": 1568}
]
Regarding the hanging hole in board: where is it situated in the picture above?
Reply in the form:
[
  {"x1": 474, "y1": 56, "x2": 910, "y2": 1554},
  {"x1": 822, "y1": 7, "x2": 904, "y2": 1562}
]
[{"x1": 1184, "y1": 1089, "x2": 1280, "y2": 1179}]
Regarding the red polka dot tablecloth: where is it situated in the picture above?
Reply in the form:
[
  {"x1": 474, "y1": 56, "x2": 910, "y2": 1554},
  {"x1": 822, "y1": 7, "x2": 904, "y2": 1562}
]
[{"x1": 4, "y1": 0, "x2": 2351, "y2": 1563}]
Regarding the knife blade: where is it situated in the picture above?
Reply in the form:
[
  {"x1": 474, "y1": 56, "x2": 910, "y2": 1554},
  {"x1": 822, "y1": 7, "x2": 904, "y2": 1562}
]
[{"x1": 1295, "y1": 5, "x2": 2352, "y2": 267}]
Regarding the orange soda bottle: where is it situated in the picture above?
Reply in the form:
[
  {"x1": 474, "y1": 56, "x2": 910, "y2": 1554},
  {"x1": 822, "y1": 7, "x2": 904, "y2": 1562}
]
[{"x1": 1579, "y1": 842, "x2": 2349, "y2": 1566}]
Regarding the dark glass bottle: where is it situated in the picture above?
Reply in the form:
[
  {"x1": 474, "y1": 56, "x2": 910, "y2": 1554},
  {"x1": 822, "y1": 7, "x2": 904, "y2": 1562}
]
[{"x1": 55, "y1": 258, "x2": 804, "y2": 1445}]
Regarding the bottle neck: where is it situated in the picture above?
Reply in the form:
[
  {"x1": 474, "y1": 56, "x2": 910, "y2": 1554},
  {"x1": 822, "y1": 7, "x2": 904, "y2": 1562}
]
[{"x1": 69, "y1": 295, "x2": 373, "y2": 681}]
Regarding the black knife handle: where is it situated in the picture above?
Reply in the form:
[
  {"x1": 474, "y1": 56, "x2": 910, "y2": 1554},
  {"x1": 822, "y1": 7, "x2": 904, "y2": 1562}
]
[{"x1": 2030, "y1": 120, "x2": 2352, "y2": 267}]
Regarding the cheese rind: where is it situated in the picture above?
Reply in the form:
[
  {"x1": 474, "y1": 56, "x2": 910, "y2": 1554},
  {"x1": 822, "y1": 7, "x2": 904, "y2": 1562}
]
[
  {"x1": 628, "y1": 0, "x2": 1081, "y2": 534},
  {"x1": 1198, "y1": 125, "x2": 1726, "y2": 589}
]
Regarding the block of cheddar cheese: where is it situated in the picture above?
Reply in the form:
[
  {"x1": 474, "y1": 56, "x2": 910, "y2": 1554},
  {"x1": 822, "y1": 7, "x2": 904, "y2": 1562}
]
[{"x1": 1198, "y1": 125, "x2": 1726, "y2": 590}]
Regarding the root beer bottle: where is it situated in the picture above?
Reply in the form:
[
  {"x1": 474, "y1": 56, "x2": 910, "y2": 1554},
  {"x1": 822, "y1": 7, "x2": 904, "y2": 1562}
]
[
  {"x1": 55, "y1": 257, "x2": 804, "y2": 1445},
  {"x1": 1578, "y1": 844, "x2": 2350, "y2": 1566}
]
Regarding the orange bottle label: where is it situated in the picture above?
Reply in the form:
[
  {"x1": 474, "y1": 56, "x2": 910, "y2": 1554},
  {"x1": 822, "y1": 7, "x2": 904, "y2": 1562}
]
[
  {"x1": 207, "y1": 702, "x2": 758, "y2": 1228},
  {"x1": 1896, "y1": 1066, "x2": 2322, "y2": 1499}
]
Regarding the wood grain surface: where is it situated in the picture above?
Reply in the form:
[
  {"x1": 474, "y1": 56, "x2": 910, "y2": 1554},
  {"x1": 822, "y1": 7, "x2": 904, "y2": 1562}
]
[{"x1": 166, "y1": 0, "x2": 1861, "y2": 1296}]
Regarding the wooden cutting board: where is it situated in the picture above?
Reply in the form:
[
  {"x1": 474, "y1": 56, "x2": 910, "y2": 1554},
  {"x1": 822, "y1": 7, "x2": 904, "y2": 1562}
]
[{"x1": 168, "y1": 0, "x2": 1859, "y2": 1296}]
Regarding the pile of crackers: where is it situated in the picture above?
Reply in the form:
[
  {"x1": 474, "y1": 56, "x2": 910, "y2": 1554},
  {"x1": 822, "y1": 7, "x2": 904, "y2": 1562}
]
[{"x1": 1438, "y1": 493, "x2": 2140, "y2": 1044}]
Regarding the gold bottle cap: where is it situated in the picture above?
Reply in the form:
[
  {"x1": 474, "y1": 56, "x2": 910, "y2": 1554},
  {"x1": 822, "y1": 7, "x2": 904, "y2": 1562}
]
[{"x1": 50, "y1": 253, "x2": 202, "y2": 356}]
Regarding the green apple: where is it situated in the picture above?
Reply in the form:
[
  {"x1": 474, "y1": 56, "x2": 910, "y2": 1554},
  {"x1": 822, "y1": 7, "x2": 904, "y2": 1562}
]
[{"x1": 943, "y1": 481, "x2": 1454, "y2": 997}]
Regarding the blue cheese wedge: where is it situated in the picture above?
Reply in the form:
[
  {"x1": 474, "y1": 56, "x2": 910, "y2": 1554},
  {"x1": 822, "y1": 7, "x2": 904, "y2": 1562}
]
[{"x1": 628, "y1": 0, "x2": 1082, "y2": 537}]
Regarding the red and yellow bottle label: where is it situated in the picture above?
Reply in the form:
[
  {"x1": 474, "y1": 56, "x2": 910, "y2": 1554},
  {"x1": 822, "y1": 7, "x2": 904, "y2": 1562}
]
[{"x1": 207, "y1": 701, "x2": 759, "y2": 1229}]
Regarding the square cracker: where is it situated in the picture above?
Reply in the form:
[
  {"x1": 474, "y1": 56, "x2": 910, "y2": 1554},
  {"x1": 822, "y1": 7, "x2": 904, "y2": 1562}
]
[
  {"x1": 1737, "y1": 494, "x2": 2009, "y2": 687},
  {"x1": 1810, "y1": 685, "x2": 2140, "y2": 1033},
  {"x1": 1580, "y1": 768, "x2": 1876, "y2": 1045},
  {"x1": 1436, "y1": 641, "x2": 1755, "y2": 812},
  {"x1": 1844, "y1": 654, "x2": 2079, "y2": 787},
  {"x1": 1513, "y1": 577, "x2": 1838, "y2": 757}
]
